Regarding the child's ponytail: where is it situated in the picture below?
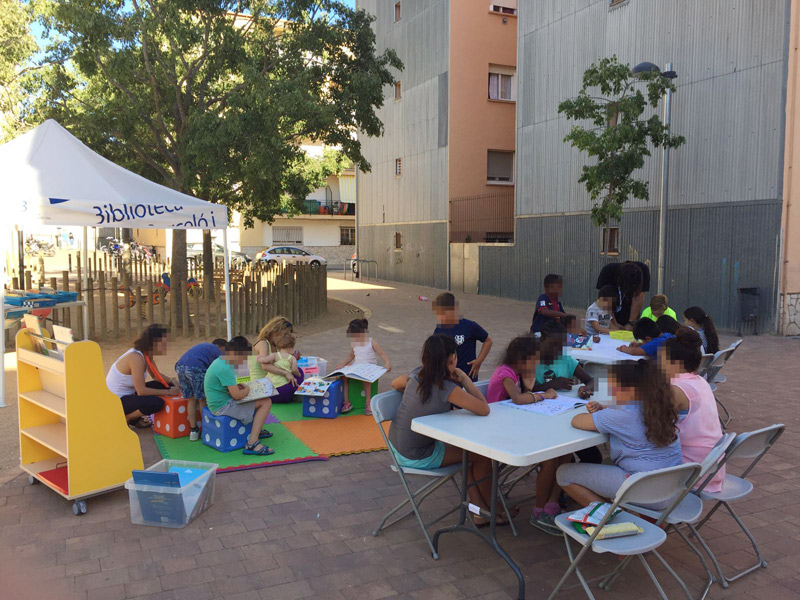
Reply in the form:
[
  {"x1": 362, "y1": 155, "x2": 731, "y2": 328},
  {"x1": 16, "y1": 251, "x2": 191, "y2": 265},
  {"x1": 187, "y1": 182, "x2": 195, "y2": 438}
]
[{"x1": 684, "y1": 306, "x2": 719, "y2": 354}]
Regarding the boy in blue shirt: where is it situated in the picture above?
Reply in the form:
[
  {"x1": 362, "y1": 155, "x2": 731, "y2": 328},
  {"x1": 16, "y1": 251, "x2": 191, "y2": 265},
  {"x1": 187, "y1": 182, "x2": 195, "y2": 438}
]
[
  {"x1": 175, "y1": 338, "x2": 227, "y2": 441},
  {"x1": 433, "y1": 293, "x2": 493, "y2": 381},
  {"x1": 618, "y1": 318, "x2": 674, "y2": 358},
  {"x1": 530, "y1": 274, "x2": 570, "y2": 334}
]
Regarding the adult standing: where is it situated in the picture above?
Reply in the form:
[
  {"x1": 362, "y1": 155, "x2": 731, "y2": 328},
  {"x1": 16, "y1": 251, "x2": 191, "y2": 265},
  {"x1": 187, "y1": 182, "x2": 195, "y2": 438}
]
[{"x1": 595, "y1": 261, "x2": 651, "y2": 330}]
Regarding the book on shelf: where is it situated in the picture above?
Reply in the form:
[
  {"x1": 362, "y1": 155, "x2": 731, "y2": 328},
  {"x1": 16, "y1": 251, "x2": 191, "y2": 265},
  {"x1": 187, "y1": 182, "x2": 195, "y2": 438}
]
[{"x1": 23, "y1": 314, "x2": 49, "y2": 356}]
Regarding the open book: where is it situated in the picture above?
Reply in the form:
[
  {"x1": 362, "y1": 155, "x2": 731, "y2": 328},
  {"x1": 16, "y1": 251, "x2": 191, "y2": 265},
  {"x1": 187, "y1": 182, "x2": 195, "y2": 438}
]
[
  {"x1": 327, "y1": 363, "x2": 387, "y2": 383},
  {"x1": 235, "y1": 377, "x2": 276, "y2": 403}
]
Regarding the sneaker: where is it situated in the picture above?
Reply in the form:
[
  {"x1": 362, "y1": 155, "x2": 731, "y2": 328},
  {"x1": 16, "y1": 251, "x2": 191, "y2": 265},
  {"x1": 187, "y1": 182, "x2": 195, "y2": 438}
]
[
  {"x1": 529, "y1": 511, "x2": 561, "y2": 536},
  {"x1": 189, "y1": 427, "x2": 200, "y2": 442}
]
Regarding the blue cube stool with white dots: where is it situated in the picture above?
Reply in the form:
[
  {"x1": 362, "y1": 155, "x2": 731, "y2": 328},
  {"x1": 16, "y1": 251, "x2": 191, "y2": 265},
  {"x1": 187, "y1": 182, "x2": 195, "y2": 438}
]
[
  {"x1": 301, "y1": 379, "x2": 344, "y2": 419},
  {"x1": 200, "y1": 406, "x2": 252, "y2": 452}
]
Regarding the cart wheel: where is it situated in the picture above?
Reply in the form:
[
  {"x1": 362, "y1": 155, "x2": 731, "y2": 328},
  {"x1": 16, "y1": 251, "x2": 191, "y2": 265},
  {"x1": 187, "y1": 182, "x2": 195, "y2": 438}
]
[
  {"x1": 28, "y1": 475, "x2": 38, "y2": 485},
  {"x1": 72, "y1": 501, "x2": 87, "y2": 516}
]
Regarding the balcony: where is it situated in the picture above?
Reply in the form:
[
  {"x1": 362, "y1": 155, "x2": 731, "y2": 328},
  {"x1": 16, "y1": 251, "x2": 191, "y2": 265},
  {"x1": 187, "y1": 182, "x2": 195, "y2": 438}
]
[
  {"x1": 299, "y1": 200, "x2": 355, "y2": 216},
  {"x1": 450, "y1": 192, "x2": 514, "y2": 243}
]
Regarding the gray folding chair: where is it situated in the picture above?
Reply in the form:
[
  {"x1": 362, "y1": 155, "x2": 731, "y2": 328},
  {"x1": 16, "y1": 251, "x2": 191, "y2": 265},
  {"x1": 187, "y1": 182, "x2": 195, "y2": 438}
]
[
  {"x1": 710, "y1": 339, "x2": 743, "y2": 384},
  {"x1": 547, "y1": 462, "x2": 703, "y2": 600},
  {"x1": 701, "y1": 348, "x2": 734, "y2": 426},
  {"x1": 690, "y1": 424, "x2": 785, "y2": 588},
  {"x1": 371, "y1": 390, "x2": 462, "y2": 559},
  {"x1": 621, "y1": 433, "x2": 736, "y2": 599}
]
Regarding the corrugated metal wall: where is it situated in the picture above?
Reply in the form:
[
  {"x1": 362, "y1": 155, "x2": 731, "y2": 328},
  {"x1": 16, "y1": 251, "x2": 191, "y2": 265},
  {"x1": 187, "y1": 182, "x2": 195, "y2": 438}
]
[
  {"x1": 480, "y1": 201, "x2": 782, "y2": 330},
  {"x1": 356, "y1": 0, "x2": 450, "y2": 227},
  {"x1": 515, "y1": 0, "x2": 787, "y2": 217},
  {"x1": 358, "y1": 222, "x2": 448, "y2": 289}
]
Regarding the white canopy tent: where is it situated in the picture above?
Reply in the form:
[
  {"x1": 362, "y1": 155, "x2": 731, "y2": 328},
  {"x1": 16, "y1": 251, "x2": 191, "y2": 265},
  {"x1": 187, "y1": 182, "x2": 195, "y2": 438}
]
[{"x1": 0, "y1": 119, "x2": 234, "y2": 408}]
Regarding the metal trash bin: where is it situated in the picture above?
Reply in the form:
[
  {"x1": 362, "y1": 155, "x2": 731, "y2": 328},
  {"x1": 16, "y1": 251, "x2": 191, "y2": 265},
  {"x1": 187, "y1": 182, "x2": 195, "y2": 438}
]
[{"x1": 737, "y1": 287, "x2": 760, "y2": 336}]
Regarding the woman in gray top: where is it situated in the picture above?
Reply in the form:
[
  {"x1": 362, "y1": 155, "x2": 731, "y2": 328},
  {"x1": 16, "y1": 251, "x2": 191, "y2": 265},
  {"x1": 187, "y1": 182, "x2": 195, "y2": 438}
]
[{"x1": 389, "y1": 335, "x2": 502, "y2": 526}]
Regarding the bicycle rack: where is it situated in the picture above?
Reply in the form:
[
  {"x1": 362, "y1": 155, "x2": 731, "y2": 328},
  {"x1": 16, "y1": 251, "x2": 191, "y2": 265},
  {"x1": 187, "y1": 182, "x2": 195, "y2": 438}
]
[{"x1": 343, "y1": 259, "x2": 379, "y2": 282}]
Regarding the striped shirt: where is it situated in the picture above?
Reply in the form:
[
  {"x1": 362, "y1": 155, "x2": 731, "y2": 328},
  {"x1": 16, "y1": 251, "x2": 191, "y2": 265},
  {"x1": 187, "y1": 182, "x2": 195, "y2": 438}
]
[{"x1": 593, "y1": 405, "x2": 682, "y2": 475}]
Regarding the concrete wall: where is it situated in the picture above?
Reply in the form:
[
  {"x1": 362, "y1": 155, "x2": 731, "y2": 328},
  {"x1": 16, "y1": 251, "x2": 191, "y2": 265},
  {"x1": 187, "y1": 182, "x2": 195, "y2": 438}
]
[{"x1": 449, "y1": 243, "x2": 480, "y2": 294}]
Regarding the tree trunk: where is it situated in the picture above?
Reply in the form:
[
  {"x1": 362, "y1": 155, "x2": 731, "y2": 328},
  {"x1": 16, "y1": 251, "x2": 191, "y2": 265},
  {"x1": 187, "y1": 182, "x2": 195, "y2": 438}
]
[
  {"x1": 202, "y1": 229, "x2": 214, "y2": 301},
  {"x1": 172, "y1": 228, "x2": 188, "y2": 328}
]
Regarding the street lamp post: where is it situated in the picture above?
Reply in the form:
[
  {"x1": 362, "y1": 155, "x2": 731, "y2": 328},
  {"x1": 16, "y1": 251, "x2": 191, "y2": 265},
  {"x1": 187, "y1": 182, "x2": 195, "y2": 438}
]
[{"x1": 632, "y1": 61, "x2": 677, "y2": 296}]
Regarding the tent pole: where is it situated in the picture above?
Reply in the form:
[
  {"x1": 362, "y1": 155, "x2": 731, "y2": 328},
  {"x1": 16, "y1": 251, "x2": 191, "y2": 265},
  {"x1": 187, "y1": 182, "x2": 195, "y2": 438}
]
[
  {"x1": 1, "y1": 230, "x2": 6, "y2": 408},
  {"x1": 82, "y1": 226, "x2": 89, "y2": 340},
  {"x1": 223, "y1": 228, "x2": 232, "y2": 340}
]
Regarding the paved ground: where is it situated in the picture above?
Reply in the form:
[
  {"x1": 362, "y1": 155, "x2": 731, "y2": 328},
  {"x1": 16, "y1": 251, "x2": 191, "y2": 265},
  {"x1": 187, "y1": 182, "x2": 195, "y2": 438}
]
[{"x1": 1, "y1": 273, "x2": 799, "y2": 599}]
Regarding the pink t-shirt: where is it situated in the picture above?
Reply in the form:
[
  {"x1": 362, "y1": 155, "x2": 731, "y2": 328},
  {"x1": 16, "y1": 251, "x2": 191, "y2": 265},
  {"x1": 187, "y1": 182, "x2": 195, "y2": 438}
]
[
  {"x1": 488, "y1": 365, "x2": 520, "y2": 404},
  {"x1": 673, "y1": 373, "x2": 726, "y2": 493}
]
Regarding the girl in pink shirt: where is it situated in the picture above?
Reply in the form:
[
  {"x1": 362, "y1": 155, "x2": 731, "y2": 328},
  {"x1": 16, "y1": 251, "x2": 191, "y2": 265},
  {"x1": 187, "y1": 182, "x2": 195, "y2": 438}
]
[
  {"x1": 487, "y1": 336, "x2": 566, "y2": 535},
  {"x1": 658, "y1": 328, "x2": 726, "y2": 492}
]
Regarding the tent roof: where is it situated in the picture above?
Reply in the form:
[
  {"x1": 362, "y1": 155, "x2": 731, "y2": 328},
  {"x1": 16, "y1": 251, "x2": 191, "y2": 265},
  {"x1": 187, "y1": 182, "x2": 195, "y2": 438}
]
[{"x1": 0, "y1": 119, "x2": 227, "y2": 229}]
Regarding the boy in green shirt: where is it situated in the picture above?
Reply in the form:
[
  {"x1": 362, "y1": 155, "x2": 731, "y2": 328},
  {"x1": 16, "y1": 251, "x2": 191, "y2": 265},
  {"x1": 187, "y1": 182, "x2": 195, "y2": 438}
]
[
  {"x1": 204, "y1": 336, "x2": 274, "y2": 455},
  {"x1": 641, "y1": 294, "x2": 677, "y2": 322}
]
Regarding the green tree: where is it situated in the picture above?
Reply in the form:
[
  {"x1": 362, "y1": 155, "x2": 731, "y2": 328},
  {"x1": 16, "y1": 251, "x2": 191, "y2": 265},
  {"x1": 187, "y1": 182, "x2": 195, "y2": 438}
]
[
  {"x1": 30, "y1": 0, "x2": 401, "y2": 315},
  {"x1": 0, "y1": 0, "x2": 39, "y2": 141},
  {"x1": 558, "y1": 56, "x2": 685, "y2": 226}
]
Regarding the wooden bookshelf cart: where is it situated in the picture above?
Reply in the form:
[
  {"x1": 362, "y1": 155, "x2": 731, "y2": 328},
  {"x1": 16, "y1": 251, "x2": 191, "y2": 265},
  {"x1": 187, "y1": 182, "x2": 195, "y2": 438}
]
[{"x1": 16, "y1": 329, "x2": 143, "y2": 515}]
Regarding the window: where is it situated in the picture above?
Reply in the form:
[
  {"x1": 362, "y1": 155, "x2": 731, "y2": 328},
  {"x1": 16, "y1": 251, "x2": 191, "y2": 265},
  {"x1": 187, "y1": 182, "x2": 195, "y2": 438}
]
[
  {"x1": 394, "y1": 81, "x2": 402, "y2": 101},
  {"x1": 394, "y1": 2, "x2": 401, "y2": 22},
  {"x1": 340, "y1": 227, "x2": 355, "y2": 245},
  {"x1": 489, "y1": 3, "x2": 517, "y2": 15},
  {"x1": 395, "y1": 232, "x2": 402, "y2": 250},
  {"x1": 273, "y1": 227, "x2": 303, "y2": 244},
  {"x1": 488, "y1": 65, "x2": 516, "y2": 101},
  {"x1": 487, "y1": 150, "x2": 514, "y2": 184},
  {"x1": 602, "y1": 227, "x2": 620, "y2": 255},
  {"x1": 395, "y1": 158, "x2": 402, "y2": 177}
]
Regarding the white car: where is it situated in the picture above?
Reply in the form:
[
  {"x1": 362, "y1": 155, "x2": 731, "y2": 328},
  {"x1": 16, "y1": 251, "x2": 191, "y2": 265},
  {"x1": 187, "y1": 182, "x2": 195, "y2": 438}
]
[{"x1": 256, "y1": 246, "x2": 327, "y2": 268}]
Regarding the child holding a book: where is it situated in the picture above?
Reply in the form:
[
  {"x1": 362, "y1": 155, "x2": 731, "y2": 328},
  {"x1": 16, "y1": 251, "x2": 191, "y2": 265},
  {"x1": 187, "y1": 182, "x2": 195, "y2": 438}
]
[
  {"x1": 204, "y1": 337, "x2": 274, "y2": 456},
  {"x1": 558, "y1": 359, "x2": 682, "y2": 508},
  {"x1": 433, "y1": 293, "x2": 493, "y2": 382},
  {"x1": 335, "y1": 318, "x2": 391, "y2": 415},
  {"x1": 530, "y1": 274, "x2": 570, "y2": 335},
  {"x1": 585, "y1": 285, "x2": 616, "y2": 335},
  {"x1": 175, "y1": 338, "x2": 227, "y2": 441},
  {"x1": 257, "y1": 329, "x2": 304, "y2": 404}
]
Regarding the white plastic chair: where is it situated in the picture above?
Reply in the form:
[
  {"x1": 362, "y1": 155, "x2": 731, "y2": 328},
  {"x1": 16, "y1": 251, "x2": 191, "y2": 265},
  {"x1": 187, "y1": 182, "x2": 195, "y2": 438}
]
[
  {"x1": 620, "y1": 433, "x2": 736, "y2": 599},
  {"x1": 547, "y1": 462, "x2": 703, "y2": 600},
  {"x1": 690, "y1": 424, "x2": 785, "y2": 588},
  {"x1": 370, "y1": 390, "x2": 463, "y2": 559}
]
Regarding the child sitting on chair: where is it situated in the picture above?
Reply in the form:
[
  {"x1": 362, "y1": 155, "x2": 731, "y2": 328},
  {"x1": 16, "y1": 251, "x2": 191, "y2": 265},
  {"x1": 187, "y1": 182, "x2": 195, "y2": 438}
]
[
  {"x1": 204, "y1": 336, "x2": 274, "y2": 456},
  {"x1": 534, "y1": 321, "x2": 594, "y2": 400},
  {"x1": 335, "y1": 318, "x2": 391, "y2": 415},
  {"x1": 641, "y1": 294, "x2": 677, "y2": 322},
  {"x1": 257, "y1": 329, "x2": 304, "y2": 404},
  {"x1": 618, "y1": 318, "x2": 674, "y2": 358}
]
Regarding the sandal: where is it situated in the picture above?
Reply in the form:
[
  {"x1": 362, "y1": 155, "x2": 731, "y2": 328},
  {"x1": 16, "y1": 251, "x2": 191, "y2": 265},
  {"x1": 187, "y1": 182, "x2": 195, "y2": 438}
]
[
  {"x1": 341, "y1": 401, "x2": 353, "y2": 413},
  {"x1": 132, "y1": 417, "x2": 151, "y2": 429},
  {"x1": 243, "y1": 442, "x2": 274, "y2": 456},
  {"x1": 258, "y1": 429, "x2": 273, "y2": 439},
  {"x1": 473, "y1": 515, "x2": 510, "y2": 529}
]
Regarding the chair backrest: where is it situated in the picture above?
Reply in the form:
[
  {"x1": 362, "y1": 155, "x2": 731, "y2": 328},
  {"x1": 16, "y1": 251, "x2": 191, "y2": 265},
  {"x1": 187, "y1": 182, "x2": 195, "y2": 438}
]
[
  {"x1": 726, "y1": 339, "x2": 743, "y2": 359},
  {"x1": 371, "y1": 390, "x2": 403, "y2": 424},
  {"x1": 475, "y1": 379, "x2": 490, "y2": 397},
  {"x1": 697, "y1": 354, "x2": 715, "y2": 377},
  {"x1": 709, "y1": 347, "x2": 734, "y2": 369},
  {"x1": 695, "y1": 433, "x2": 736, "y2": 493},
  {"x1": 723, "y1": 424, "x2": 785, "y2": 477},
  {"x1": 614, "y1": 463, "x2": 702, "y2": 508}
]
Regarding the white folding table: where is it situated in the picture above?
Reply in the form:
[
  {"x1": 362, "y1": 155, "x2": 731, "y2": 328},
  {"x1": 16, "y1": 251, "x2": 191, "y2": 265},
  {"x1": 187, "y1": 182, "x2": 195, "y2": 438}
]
[
  {"x1": 567, "y1": 334, "x2": 638, "y2": 403},
  {"x1": 412, "y1": 401, "x2": 608, "y2": 600}
]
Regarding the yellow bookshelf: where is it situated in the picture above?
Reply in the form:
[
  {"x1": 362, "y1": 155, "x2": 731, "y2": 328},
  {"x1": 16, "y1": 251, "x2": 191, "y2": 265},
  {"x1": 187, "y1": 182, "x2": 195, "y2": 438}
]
[{"x1": 16, "y1": 329, "x2": 144, "y2": 515}]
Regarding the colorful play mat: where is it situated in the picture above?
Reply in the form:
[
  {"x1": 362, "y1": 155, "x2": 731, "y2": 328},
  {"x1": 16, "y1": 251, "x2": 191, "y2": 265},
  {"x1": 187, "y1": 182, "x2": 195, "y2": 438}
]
[{"x1": 154, "y1": 390, "x2": 389, "y2": 473}]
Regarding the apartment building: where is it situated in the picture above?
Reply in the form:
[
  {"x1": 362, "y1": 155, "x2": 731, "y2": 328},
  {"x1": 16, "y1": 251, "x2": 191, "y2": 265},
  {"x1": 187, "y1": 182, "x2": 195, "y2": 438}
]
[{"x1": 356, "y1": 0, "x2": 518, "y2": 288}]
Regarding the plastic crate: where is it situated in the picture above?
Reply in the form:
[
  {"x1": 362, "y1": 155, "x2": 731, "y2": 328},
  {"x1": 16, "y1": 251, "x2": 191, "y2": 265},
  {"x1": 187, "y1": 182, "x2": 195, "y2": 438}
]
[
  {"x1": 125, "y1": 459, "x2": 217, "y2": 528},
  {"x1": 54, "y1": 291, "x2": 79, "y2": 303},
  {"x1": 297, "y1": 356, "x2": 328, "y2": 377}
]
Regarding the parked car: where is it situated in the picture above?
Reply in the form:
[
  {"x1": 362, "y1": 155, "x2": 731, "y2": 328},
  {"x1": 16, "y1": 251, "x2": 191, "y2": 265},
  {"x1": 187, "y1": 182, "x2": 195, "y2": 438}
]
[
  {"x1": 256, "y1": 246, "x2": 327, "y2": 268},
  {"x1": 186, "y1": 243, "x2": 251, "y2": 268}
]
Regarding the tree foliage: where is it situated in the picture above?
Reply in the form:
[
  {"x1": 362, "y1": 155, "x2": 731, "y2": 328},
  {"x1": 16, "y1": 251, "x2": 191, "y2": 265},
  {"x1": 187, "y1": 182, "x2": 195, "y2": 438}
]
[
  {"x1": 0, "y1": 0, "x2": 39, "y2": 141},
  {"x1": 558, "y1": 56, "x2": 685, "y2": 226},
  {"x1": 26, "y1": 0, "x2": 401, "y2": 298}
]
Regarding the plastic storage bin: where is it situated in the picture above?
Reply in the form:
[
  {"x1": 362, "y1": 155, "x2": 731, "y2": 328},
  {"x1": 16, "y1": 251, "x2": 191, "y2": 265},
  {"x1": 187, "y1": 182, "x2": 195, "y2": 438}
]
[
  {"x1": 297, "y1": 356, "x2": 328, "y2": 378},
  {"x1": 125, "y1": 459, "x2": 217, "y2": 528}
]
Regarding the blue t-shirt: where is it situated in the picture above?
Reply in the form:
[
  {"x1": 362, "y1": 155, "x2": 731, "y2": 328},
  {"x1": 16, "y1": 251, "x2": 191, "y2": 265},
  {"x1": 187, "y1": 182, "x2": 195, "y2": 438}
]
[
  {"x1": 530, "y1": 293, "x2": 565, "y2": 334},
  {"x1": 176, "y1": 343, "x2": 222, "y2": 370},
  {"x1": 536, "y1": 354, "x2": 579, "y2": 385},
  {"x1": 593, "y1": 405, "x2": 682, "y2": 474},
  {"x1": 640, "y1": 333, "x2": 675, "y2": 358},
  {"x1": 434, "y1": 318, "x2": 489, "y2": 380}
]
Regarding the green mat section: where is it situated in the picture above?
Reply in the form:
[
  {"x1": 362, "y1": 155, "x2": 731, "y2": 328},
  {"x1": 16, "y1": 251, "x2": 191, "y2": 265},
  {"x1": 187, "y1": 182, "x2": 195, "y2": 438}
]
[
  {"x1": 154, "y1": 423, "x2": 324, "y2": 472},
  {"x1": 273, "y1": 380, "x2": 377, "y2": 422}
]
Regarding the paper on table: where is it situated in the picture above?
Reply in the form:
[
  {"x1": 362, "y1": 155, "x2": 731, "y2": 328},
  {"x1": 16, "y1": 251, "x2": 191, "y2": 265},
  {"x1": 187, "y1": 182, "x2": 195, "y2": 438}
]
[{"x1": 500, "y1": 395, "x2": 588, "y2": 417}]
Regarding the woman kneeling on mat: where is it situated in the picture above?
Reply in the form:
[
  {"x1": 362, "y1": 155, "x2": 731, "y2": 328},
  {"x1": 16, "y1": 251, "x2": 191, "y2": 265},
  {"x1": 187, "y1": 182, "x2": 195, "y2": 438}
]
[{"x1": 106, "y1": 324, "x2": 179, "y2": 427}]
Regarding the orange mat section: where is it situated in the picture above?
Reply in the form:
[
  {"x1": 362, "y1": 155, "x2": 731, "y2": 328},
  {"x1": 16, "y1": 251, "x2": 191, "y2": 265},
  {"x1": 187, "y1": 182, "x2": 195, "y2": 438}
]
[{"x1": 283, "y1": 415, "x2": 390, "y2": 456}]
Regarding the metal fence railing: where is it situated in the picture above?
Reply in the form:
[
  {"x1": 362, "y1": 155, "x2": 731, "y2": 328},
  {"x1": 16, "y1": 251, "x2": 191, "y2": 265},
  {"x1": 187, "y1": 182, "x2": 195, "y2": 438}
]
[{"x1": 450, "y1": 192, "x2": 514, "y2": 243}]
